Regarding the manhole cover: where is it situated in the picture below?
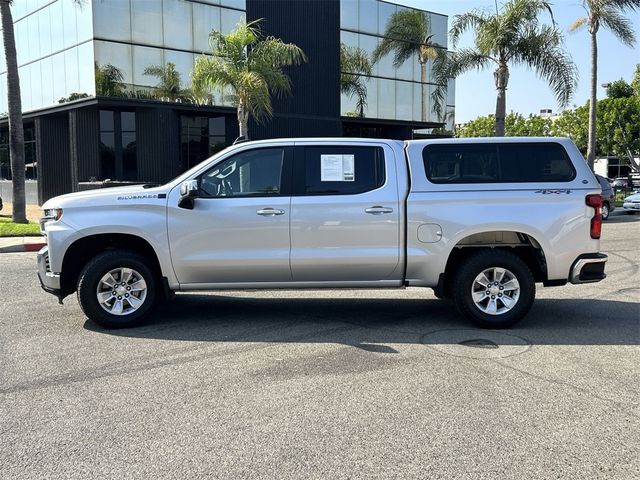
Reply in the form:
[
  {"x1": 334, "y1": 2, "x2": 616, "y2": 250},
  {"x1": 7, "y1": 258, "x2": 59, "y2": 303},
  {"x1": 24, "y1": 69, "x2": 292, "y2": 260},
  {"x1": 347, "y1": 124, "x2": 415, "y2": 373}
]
[{"x1": 421, "y1": 329, "x2": 531, "y2": 358}]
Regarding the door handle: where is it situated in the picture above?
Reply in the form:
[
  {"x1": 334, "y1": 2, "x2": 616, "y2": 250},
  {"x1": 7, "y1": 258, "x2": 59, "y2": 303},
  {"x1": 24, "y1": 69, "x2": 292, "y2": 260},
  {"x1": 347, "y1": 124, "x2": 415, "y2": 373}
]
[
  {"x1": 365, "y1": 206, "x2": 394, "y2": 215},
  {"x1": 256, "y1": 208, "x2": 285, "y2": 216}
]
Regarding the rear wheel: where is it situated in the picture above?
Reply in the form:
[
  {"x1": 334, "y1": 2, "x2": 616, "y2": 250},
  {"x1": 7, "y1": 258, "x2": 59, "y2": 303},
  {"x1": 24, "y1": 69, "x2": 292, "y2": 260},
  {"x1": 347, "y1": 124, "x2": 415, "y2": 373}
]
[
  {"x1": 77, "y1": 250, "x2": 157, "y2": 328},
  {"x1": 453, "y1": 250, "x2": 535, "y2": 329},
  {"x1": 602, "y1": 202, "x2": 610, "y2": 220}
]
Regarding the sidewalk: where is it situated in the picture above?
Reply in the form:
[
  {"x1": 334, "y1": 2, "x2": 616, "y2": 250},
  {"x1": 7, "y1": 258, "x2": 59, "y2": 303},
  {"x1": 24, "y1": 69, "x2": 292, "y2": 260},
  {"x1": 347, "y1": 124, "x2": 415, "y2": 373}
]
[{"x1": 0, "y1": 236, "x2": 46, "y2": 253}]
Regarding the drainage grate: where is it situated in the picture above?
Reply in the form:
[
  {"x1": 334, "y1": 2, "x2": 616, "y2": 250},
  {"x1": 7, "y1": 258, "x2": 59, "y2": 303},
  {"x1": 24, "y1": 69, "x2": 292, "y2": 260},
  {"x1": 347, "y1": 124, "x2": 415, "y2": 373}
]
[{"x1": 458, "y1": 338, "x2": 499, "y2": 349}]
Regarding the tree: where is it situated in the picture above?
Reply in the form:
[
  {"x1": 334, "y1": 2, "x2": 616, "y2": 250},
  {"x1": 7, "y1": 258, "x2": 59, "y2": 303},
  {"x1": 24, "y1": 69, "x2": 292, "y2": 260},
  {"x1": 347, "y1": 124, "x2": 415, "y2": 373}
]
[
  {"x1": 191, "y1": 20, "x2": 306, "y2": 139},
  {"x1": 143, "y1": 62, "x2": 187, "y2": 102},
  {"x1": 1, "y1": 0, "x2": 83, "y2": 223},
  {"x1": 58, "y1": 93, "x2": 90, "y2": 104},
  {"x1": 373, "y1": 9, "x2": 439, "y2": 122},
  {"x1": 632, "y1": 63, "x2": 640, "y2": 96},
  {"x1": 433, "y1": 0, "x2": 577, "y2": 137},
  {"x1": 551, "y1": 105, "x2": 589, "y2": 152},
  {"x1": 0, "y1": 0, "x2": 26, "y2": 223},
  {"x1": 570, "y1": 0, "x2": 640, "y2": 169},
  {"x1": 340, "y1": 43, "x2": 372, "y2": 117},
  {"x1": 457, "y1": 112, "x2": 553, "y2": 137},
  {"x1": 606, "y1": 78, "x2": 634, "y2": 98},
  {"x1": 596, "y1": 97, "x2": 640, "y2": 166},
  {"x1": 95, "y1": 63, "x2": 125, "y2": 97}
]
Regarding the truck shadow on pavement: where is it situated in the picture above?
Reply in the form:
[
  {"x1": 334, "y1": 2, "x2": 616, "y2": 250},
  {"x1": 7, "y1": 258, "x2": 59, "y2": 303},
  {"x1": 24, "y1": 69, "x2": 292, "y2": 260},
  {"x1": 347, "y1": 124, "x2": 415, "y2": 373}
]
[{"x1": 85, "y1": 294, "x2": 640, "y2": 347}]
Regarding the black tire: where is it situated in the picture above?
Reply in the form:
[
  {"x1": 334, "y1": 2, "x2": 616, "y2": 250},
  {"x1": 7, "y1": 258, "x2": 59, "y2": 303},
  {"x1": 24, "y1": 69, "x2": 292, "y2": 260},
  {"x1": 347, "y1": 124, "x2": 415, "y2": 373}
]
[
  {"x1": 77, "y1": 250, "x2": 158, "y2": 329},
  {"x1": 602, "y1": 202, "x2": 610, "y2": 220},
  {"x1": 453, "y1": 250, "x2": 535, "y2": 329}
]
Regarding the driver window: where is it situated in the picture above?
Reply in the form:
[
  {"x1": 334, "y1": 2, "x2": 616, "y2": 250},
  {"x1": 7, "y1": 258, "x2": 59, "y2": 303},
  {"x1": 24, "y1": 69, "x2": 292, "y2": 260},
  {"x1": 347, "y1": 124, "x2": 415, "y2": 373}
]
[{"x1": 199, "y1": 148, "x2": 284, "y2": 198}]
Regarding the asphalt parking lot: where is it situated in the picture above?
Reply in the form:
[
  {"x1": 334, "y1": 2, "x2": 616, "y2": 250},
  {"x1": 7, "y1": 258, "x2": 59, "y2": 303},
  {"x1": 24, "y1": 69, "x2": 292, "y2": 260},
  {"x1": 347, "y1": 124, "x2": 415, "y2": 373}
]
[{"x1": 1, "y1": 212, "x2": 638, "y2": 479}]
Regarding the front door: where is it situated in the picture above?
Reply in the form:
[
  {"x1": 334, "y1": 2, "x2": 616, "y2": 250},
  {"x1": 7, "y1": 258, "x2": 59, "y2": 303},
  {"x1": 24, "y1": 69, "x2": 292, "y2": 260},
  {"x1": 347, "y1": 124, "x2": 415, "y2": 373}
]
[
  {"x1": 289, "y1": 144, "x2": 402, "y2": 282},
  {"x1": 168, "y1": 146, "x2": 292, "y2": 285}
]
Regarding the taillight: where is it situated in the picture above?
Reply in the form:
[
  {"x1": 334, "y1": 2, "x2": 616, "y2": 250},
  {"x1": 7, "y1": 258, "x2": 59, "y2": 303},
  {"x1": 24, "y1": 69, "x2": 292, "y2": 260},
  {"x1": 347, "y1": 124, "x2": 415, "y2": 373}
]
[{"x1": 586, "y1": 194, "x2": 601, "y2": 239}]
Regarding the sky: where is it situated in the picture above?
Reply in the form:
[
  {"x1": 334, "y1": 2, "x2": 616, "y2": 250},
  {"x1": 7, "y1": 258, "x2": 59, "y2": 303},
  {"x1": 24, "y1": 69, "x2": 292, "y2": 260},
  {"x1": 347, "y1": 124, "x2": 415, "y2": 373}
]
[{"x1": 395, "y1": 0, "x2": 640, "y2": 123}]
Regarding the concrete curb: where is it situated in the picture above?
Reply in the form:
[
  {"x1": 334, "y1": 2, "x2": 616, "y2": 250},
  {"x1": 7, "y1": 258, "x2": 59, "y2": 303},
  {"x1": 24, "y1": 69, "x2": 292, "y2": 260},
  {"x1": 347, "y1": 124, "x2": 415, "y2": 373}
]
[{"x1": 0, "y1": 237, "x2": 46, "y2": 254}]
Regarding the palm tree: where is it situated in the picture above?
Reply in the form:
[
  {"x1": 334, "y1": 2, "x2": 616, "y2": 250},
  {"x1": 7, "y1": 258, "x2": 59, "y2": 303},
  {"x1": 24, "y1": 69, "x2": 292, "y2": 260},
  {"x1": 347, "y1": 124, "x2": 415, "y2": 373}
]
[
  {"x1": 95, "y1": 63, "x2": 125, "y2": 97},
  {"x1": 433, "y1": 0, "x2": 577, "y2": 137},
  {"x1": 340, "y1": 44, "x2": 372, "y2": 117},
  {"x1": 570, "y1": 0, "x2": 639, "y2": 169},
  {"x1": 143, "y1": 62, "x2": 186, "y2": 102},
  {"x1": 1, "y1": 0, "x2": 84, "y2": 223},
  {"x1": 373, "y1": 9, "x2": 440, "y2": 122},
  {"x1": 192, "y1": 20, "x2": 307, "y2": 139},
  {"x1": 0, "y1": 0, "x2": 26, "y2": 223}
]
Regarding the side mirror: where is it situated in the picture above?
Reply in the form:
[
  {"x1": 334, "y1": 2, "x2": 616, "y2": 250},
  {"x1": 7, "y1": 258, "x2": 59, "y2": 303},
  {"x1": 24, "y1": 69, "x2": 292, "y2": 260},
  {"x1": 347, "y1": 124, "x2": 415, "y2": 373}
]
[{"x1": 178, "y1": 180, "x2": 198, "y2": 210}]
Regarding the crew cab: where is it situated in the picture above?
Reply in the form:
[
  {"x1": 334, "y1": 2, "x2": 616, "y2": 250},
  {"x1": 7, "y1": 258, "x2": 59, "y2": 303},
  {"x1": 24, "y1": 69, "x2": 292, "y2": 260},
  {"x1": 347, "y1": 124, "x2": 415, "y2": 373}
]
[{"x1": 38, "y1": 137, "x2": 607, "y2": 329}]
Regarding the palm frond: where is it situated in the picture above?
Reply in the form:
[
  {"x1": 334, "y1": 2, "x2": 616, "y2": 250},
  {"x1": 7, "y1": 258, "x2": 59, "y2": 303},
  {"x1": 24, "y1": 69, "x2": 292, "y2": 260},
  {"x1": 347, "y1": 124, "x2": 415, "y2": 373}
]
[
  {"x1": 599, "y1": 5, "x2": 636, "y2": 46},
  {"x1": 193, "y1": 19, "x2": 306, "y2": 128},
  {"x1": 450, "y1": 11, "x2": 488, "y2": 46},
  {"x1": 511, "y1": 24, "x2": 578, "y2": 107},
  {"x1": 373, "y1": 9, "x2": 431, "y2": 67},
  {"x1": 431, "y1": 49, "x2": 492, "y2": 119},
  {"x1": 340, "y1": 44, "x2": 372, "y2": 117},
  {"x1": 143, "y1": 65, "x2": 164, "y2": 78}
]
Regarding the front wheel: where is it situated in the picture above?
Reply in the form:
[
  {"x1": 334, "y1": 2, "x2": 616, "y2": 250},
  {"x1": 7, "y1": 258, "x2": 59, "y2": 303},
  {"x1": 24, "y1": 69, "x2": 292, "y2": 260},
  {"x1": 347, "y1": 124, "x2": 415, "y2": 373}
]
[
  {"x1": 77, "y1": 250, "x2": 158, "y2": 328},
  {"x1": 602, "y1": 202, "x2": 610, "y2": 220},
  {"x1": 453, "y1": 250, "x2": 535, "y2": 329}
]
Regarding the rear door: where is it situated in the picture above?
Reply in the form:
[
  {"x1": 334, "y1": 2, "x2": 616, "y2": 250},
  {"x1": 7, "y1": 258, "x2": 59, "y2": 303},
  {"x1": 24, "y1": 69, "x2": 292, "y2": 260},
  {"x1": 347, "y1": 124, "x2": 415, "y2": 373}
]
[{"x1": 289, "y1": 143, "x2": 402, "y2": 282}]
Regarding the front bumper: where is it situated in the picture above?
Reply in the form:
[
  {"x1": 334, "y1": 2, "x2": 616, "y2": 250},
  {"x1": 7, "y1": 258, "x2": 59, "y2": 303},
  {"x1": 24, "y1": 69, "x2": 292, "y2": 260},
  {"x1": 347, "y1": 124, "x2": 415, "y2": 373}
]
[
  {"x1": 570, "y1": 253, "x2": 608, "y2": 284},
  {"x1": 622, "y1": 202, "x2": 640, "y2": 211},
  {"x1": 37, "y1": 246, "x2": 62, "y2": 299}
]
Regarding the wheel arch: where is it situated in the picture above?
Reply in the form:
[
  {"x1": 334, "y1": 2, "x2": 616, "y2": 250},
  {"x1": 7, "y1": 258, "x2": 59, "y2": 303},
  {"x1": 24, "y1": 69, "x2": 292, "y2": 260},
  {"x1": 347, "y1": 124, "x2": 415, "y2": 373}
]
[
  {"x1": 60, "y1": 233, "x2": 164, "y2": 298},
  {"x1": 436, "y1": 229, "x2": 551, "y2": 298}
]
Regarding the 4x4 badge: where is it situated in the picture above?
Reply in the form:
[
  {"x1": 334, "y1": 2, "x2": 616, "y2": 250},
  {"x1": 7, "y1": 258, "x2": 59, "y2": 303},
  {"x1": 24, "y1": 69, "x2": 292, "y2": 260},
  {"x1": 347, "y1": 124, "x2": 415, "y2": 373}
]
[{"x1": 535, "y1": 189, "x2": 571, "y2": 195}]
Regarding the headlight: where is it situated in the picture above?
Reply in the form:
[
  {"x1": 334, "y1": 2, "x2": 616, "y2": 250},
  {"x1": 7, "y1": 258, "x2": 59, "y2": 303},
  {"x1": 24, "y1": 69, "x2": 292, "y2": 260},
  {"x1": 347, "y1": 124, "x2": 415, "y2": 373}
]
[{"x1": 42, "y1": 208, "x2": 63, "y2": 222}]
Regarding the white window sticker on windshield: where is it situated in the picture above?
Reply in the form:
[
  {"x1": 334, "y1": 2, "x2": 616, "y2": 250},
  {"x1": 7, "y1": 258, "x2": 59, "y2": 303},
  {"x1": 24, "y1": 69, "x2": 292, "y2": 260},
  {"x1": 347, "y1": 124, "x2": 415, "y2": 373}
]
[{"x1": 320, "y1": 154, "x2": 355, "y2": 182}]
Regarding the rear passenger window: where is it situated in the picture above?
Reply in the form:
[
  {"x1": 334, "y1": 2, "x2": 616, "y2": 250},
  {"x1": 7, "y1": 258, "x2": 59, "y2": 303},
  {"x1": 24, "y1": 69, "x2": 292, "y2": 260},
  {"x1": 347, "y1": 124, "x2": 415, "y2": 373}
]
[
  {"x1": 303, "y1": 146, "x2": 385, "y2": 195},
  {"x1": 423, "y1": 143, "x2": 576, "y2": 184}
]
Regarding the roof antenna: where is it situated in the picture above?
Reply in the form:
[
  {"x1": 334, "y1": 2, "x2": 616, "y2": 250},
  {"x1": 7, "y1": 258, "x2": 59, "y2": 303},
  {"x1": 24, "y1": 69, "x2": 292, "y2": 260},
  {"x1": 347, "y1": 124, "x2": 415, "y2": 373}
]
[{"x1": 233, "y1": 136, "x2": 248, "y2": 145}]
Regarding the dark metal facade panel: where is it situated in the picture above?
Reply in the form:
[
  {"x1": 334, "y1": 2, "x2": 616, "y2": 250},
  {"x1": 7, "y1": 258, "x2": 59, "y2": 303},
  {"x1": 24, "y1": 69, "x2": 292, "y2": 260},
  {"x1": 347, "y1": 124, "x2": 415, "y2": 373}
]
[
  {"x1": 250, "y1": 115, "x2": 342, "y2": 140},
  {"x1": 246, "y1": 0, "x2": 342, "y2": 139},
  {"x1": 136, "y1": 107, "x2": 180, "y2": 183},
  {"x1": 35, "y1": 115, "x2": 72, "y2": 205},
  {"x1": 70, "y1": 107, "x2": 100, "y2": 183}
]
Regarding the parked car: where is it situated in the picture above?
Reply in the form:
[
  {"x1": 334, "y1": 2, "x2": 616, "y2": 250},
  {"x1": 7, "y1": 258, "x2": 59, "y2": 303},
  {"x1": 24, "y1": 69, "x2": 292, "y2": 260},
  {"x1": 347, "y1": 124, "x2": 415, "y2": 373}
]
[
  {"x1": 595, "y1": 174, "x2": 615, "y2": 220},
  {"x1": 38, "y1": 137, "x2": 607, "y2": 330},
  {"x1": 622, "y1": 192, "x2": 640, "y2": 214},
  {"x1": 612, "y1": 177, "x2": 627, "y2": 189}
]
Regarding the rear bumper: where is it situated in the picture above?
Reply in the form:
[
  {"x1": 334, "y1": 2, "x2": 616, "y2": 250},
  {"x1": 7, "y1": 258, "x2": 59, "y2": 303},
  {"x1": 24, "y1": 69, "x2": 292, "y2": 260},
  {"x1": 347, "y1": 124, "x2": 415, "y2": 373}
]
[
  {"x1": 37, "y1": 246, "x2": 62, "y2": 299},
  {"x1": 570, "y1": 253, "x2": 607, "y2": 284}
]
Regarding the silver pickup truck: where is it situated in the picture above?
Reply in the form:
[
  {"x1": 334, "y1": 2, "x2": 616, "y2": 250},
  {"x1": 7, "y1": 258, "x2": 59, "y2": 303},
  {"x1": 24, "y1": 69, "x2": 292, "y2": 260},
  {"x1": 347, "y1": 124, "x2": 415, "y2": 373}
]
[{"x1": 38, "y1": 137, "x2": 607, "y2": 329}]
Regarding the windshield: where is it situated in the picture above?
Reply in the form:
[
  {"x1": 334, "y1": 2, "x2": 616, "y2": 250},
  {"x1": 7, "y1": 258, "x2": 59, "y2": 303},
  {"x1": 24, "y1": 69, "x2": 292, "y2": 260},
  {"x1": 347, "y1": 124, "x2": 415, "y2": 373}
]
[{"x1": 161, "y1": 144, "x2": 237, "y2": 188}]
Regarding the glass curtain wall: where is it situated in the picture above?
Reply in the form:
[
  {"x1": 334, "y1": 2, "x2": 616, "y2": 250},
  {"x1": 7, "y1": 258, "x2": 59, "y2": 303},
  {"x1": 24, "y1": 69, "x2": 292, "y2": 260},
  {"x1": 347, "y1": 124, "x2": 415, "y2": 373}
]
[
  {"x1": 339, "y1": 0, "x2": 455, "y2": 125},
  {"x1": 0, "y1": 0, "x2": 95, "y2": 113},
  {"x1": 93, "y1": 0, "x2": 245, "y2": 106}
]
